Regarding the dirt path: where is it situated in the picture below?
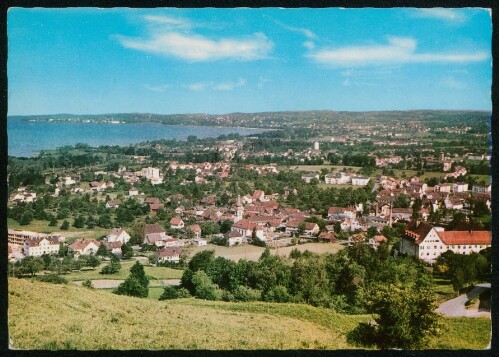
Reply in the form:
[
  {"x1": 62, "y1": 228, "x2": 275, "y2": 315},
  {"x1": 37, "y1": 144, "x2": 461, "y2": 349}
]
[{"x1": 436, "y1": 283, "x2": 491, "y2": 318}]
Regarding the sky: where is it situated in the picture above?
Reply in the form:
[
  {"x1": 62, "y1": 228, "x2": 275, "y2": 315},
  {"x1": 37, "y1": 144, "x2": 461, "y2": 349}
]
[{"x1": 7, "y1": 7, "x2": 492, "y2": 115}]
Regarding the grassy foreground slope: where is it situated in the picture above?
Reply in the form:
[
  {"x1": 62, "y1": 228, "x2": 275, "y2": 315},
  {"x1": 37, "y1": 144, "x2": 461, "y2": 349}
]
[{"x1": 8, "y1": 279, "x2": 490, "y2": 350}]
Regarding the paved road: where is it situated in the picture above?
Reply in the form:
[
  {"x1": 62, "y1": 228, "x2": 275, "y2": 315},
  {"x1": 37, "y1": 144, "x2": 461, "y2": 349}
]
[
  {"x1": 73, "y1": 279, "x2": 181, "y2": 289},
  {"x1": 436, "y1": 283, "x2": 491, "y2": 318}
]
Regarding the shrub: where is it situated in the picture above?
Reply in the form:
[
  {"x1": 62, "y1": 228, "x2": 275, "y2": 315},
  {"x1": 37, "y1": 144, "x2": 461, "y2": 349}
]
[
  {"x1": 114, "y1": 276, "x2": 148, "y2": 298},
  {"x1": 263, "y1": 285, "x2": 293, "y2": 303},
  {"x1": 36, "y1": 274, "x2": 68, "y2": 285},
  {"x1": 82, "y1": 279, "x2": 93, "y2": 288},
  {"x1": 191, "y1": 271, "x2": 222, "y2": 301},
  {"x1": 159, "y1": 286, "x2": 178, "y2": 300},
  {"x1": 232, "y1": 285, "x2": 261, "y2": 302}
]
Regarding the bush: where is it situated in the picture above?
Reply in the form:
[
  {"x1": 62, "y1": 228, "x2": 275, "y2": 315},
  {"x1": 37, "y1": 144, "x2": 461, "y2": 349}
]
[
  {"x1": 233, "y1": 285, "x2": 261, "y2": 302},
  {"x1": 114, "y1": 276, "x2": 148, "y2": 298},
  {"x1": 100, "y1": 260, "x2": 121, "y2": 275},
  {"x1": 82, "y1": 279, "x2": 93, "y2": 288},
  {"x1": 263, "y1": 285, "x2": 293, "y2": 303},
  {"x1": 159, "y1": 285, "x2": 178, "y2": 300},
  {"x1": 36, "y1": 274, "x2": 68, "y2": 284},
  {"x1": 191, "y1": 270, "x2": 222, "y2": 301}
]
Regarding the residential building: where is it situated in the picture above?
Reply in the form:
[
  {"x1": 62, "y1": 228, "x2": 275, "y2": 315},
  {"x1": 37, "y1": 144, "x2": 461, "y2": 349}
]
[
  {"x1": 170, "y1": 217, "x2": 185, "y2": 229},
  {"x1": 23, "y1": 236, "x2": 60, "y2": 257},
  {"x1": 351, "y1": 175, "x2": 370, "y2": 186},
  {"x1": 69, "y1": 239, "x2": 101, "y2": 256},
  {"x1": 106, "y1": 227, "x2": 131, "y2": 244},
  {"x1": 301, "y1": 173, "x2": 320, "y2": 183},
  {"x1": 156, "y1": 247, "x2": 185, "y2": 263}
]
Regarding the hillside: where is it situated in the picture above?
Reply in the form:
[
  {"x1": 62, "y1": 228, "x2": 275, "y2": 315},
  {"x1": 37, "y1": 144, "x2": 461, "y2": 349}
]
[{"x1": 8, "y1": 278, "x2": 491, "y2": 350}]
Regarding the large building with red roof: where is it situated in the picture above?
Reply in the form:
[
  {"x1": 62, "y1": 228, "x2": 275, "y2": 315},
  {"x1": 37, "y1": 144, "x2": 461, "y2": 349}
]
[{"x1": 400, "y1": 219, "x2": 491, "y2": 263}]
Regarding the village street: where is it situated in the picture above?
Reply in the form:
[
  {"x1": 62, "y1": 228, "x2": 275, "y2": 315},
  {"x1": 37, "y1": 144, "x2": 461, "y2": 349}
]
[{"x1": 436, "y1": 283, "x2": 491, "y2": 318}]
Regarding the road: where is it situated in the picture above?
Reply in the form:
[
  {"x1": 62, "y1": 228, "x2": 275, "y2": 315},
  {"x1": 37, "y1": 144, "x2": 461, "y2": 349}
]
[{"x1": 436, "y1": 283, "x2": 491, "y2": 318}]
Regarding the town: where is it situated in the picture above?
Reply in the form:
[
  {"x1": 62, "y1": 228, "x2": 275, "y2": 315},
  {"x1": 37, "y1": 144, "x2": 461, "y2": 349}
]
[{"x1": 7, "y1": 110, "x2": 492, "y2": 350}]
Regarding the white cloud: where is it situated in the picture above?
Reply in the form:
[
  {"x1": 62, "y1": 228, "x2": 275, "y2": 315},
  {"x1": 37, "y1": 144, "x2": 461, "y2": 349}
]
[
  {"x1": 117, "y1": 15, "x2": 273, "y2": 62},
  {"x1": 144, "y1": 84, "x2": 170, "y2": 92},
  {"x1": 213, "y1": 78, "x2": 246, "y2": 91},
  {"x1": 308, "y1": 36, "x2": 488, "y2": 67},
  {"x1": 342, "y1": 78, "x2": 350, "y2": 87},
  {"x1": 414, "y1": 8, "x2": 467, "y2": 22},
  {"x1": 118, "y1": 31, "x2": 273, "y2": 62},
  {"x1": 303, "y1": 41, "x2": 315, "y2": 50},
  {"x1": 184, "y1": 78, "x2": 246, "y2": 91},
  {"x1": 142, "y1": 15, "x2": 192, "y2": 30},
  {"x1": 440, "y1": 76, "x2": 466, "y2": 89},
  {"x1": 184, "y1": 82, "x2": 211, "y2": 91},
  {"x1": 271, "y1": 18, "x2": 316, "y2": 39}
]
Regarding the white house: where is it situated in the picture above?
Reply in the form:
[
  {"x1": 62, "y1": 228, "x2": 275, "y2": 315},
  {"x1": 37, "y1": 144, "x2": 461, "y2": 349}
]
[
  {"x1": 106, "y1": 227, "x2": 131, "y2": 244},
  {"x1": 400, "y1": 219, "x2": 491, "y2": 263},
  {"x1": 192, "y1": 238, "x2": 207, "y2": 246},
  {"x1": 23, "y1": 236, "x2": 60, "y2": 257},
  {"x1": 452, "y1": 182, "x2": 469, "y2": 193},
  {"x1": 156, "y1": 247, "x2": 185, "y2": 263},
  {"x1": 301, "y1": 173, "x2": 320, "y2": 183},
  {"x1": 227, "y1": 231, "x2": 245, "y2": 246},
  {"x1": 351, "y1": 175, "x2": 370, "y2": 186},
  {"x1": 325, "y1": 172, "x2": 352, "y2": 184},
  {"x1": 170, "y1": 217, "x2": 185, "y2": 230},
  {"x1": 69, "y1": 239, "x2": 101, "y2": 256}
]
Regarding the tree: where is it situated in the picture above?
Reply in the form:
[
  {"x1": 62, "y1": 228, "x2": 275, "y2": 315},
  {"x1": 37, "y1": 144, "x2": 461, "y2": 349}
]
[
  {"x1": 159, "y1": 285, "x2": 179, "y2": 300},
  {"x1": 96, "y1": 242, "x2": 108, "y2": 257},
  {"x1": 113, "y1": 276, "x2": 148, "y2": 298},
  {"x1": 100, "y1": 258, "x2": 121, "y2": 275},
  {"x1": 349, "y1": 284, "x2": 444, "y2": 349},
  {"x1": 82, "y1": 279, "x2": 93, "y2": 288},
  {"x1": 130, "y1": 261, "x2": 149, "y2": 288},
  {"x1": 48, "y1": 215, "x2": 58, "y2": 227},
  {"x1": 19, "y1": 211, "x2": 34, "y2": 226},
  {"x1": 191, "y1": 270, "x2": 222, "y2": 300},
  {"x1": 60, "y1": 220, "x2": 69, "y2": 230},
  {"x1": 121, "y1": 242, "x2": 134, "y2": 259},
  {"x1": 73, "y1": 215, "x2": 85, "y2": 228},
  {"x1": 17, "y1": 256, "x2": 44, "y2": 277}
]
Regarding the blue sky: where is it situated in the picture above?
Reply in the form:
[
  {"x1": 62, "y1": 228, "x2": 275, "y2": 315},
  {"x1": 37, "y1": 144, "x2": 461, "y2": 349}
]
[{"x1": 7, "y1": 7, "x2": 492, "y2": 115}]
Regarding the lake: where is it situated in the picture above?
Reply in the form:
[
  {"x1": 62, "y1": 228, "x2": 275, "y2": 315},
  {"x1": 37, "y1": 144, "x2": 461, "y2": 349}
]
[{"x1": 7, "y1": 118, "x2": 268, "y2": 157}]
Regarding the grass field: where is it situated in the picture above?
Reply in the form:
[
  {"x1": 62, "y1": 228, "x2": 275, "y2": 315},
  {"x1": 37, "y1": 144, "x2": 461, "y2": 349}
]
[
  {"x1": 8, "y1": 278, "x2": 491, "y2": 350},
  {"x1": 189, "y1": 242, "x2": 346, "y2": 262},
  {"x1": 61, "y1": 259, "x2": 183, "y2": 282},
  {"x1": 7, "y1": 218, "x2": 109, "y2": 241}
]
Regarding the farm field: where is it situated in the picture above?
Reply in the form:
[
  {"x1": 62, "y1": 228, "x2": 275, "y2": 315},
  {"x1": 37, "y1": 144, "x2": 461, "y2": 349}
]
[
  {"x1": 58, "y1": 259, "x2": 183, "y2": 282},
  {"x1": 189, "y1": 242, "x2": 346, "y2": 262},
  {"x1": 7, "y1": 218, "x2": 108, "y2": 241},
  {"x1": 8, "y1": 278, "x2": 491, "y2": 350}
]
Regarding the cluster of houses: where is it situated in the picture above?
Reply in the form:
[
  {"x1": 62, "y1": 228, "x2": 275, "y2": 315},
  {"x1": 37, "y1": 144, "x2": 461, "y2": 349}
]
[{"x1": 10, "y1": 187, "x2": 37, "y2": 203}]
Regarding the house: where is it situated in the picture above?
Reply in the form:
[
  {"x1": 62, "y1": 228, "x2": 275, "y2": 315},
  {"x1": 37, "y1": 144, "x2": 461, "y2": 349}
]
[
  {"x1": 103, "y1": 241, "x2": 123, "y2": 255},
  {"x1": 318, "y1": 232, "x2": 336, "y2": 243},
  {"x1": 106, "y1": 227, "x2": 131, "y2": 244},
  {"x1": 150, "y1": 203, "x2": 165, "y2": 214},
  {"x1": 400, "y1": 219, "x2": 491, "y2": 263},
  {"x1": 472, "y1": 185, "x2": 491, "y2": 194},
  {"x1": 192, "y1": 238, "x2": 208, "y2": 246},
  {"x1": 348, "y1": 233, "x2": 366, "y2": 247},
  {"x1": 144, "y1": 223, "x2": 167, "y2": 245},
  {"x1": 369, "y1": 235, "x2": 387, "y2": 250},
  {"x1": 156, "y1": 247, "x2": 185, "y2": 263},
  {"x1": 452, "y1": 182, "x2": 469, "y2": 193},
  {"x1": 327, "y1": 207, "x2": 356, "y2": 220},
  {"x1": 106, "y1": 199, "x2": 121, "y2": 209},
  {"x1": 231, "y1": 219, "x2": 265, "y2": 240},
  {"x1": 187, "y1": 224, "x2": 202, "y2": 239},
  {"x1": 69, "y1": 239, "x2": 101, "y2": 256},
  {"x1": 170, "y1": 217, "x2": 185, "y2": 229},
  {"x1": 301, "y1": 173, "x2": 320, "y2": 183},
  {"x1": 435, "y1": 183, "x2": 452, "y2": 193},
  {"x1": 227, "y1": 231, "x2": 245, "y2": 246},
  {"x1": 325, "y1": 172, "x2": 351, "y2": 184},
  {"x1": 128, "y1": 187, "x2": 139, "y2": 196},
  {"x1": 23, "y1": 236, "x2": 60, "y2": 257},
  {"x1": 391, "y1": 208, "x2": 412, "y2": 222},
  {"x1": 303, "y1": 222, "x2": 320, "y2": 236},
  {"x1": 351, "y1": 175, "x2": 370, "y2": 186}
]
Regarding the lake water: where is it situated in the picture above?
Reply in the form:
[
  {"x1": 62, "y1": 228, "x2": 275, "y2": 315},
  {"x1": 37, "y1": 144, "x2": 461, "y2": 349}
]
[{"x1": 7, "y1": 118, "x2": 267, "y2": 157}]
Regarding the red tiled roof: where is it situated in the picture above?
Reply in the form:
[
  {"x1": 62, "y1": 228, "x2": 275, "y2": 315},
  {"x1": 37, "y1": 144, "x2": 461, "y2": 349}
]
[
  {"x1": 438, "y1": 231, "x2": 491, "y2": 246},
  {"x1": 405, "y1": 219, "x2": 434, "y2": 244},
  {"x1": 170, "y1": 217, "x2": 184, "y2": 225},
  {"x1": 157, "y1": 247, "x2": 185, "y2": 257},
  {"x1": 69, "y1": 238, "x2": 100, "y2": 250}
]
